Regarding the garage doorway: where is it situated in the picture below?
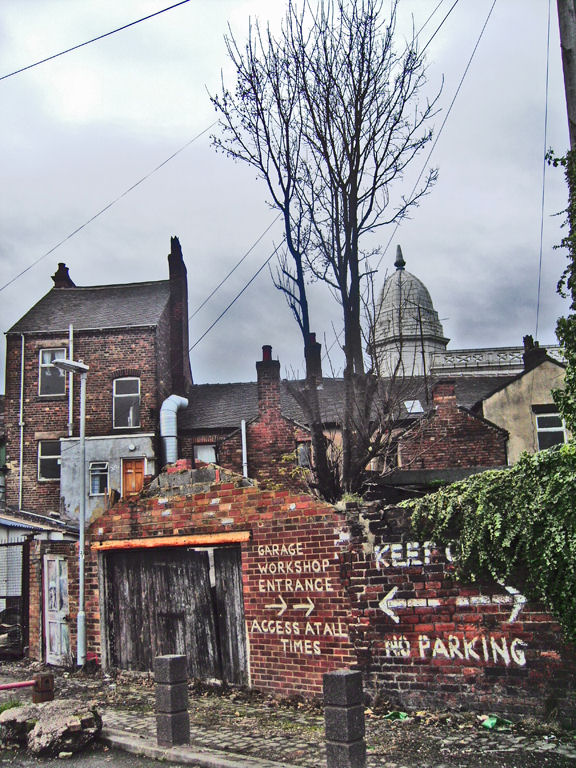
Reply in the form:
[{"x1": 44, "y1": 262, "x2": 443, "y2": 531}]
[{"x1": 103, "y1": 545, "x2": 248, "y2": 685}]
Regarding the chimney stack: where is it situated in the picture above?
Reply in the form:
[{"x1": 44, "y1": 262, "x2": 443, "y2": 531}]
[
  {"x1": 432, "y1": 380, "x2": 457, "y2": 411},
  {"x1": 51, "y1": 263, "x2": 75, "y2": 288},
  {"x1": 256, "y1": 345, "x2": 281, "y2": 415},
  {"x1": 168, "y1": 236, "x2": 193, "y2": 393},
  {"x1": 305, "y1": 332, "x2": 323, "y2": 382},
  {"x1": 522, "y1": 335, "x2": 547, "y2": 371}
]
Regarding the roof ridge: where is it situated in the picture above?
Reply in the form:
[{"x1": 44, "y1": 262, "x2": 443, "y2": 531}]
[{"x1": 56, "y1": 279, "x2": 170, "y2": 291}]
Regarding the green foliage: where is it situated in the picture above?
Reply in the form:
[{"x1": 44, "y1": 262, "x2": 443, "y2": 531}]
[
  {"x1": 0, "y1": 699, "x2": 21, "y2": 714},
  {"x1": 403, "y1": 442, "x2": 576, "y2": 642}
]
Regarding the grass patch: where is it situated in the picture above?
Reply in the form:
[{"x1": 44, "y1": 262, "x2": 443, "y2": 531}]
[{"x1": 0, "y1": 699, "x2": 21, "y2": 714}]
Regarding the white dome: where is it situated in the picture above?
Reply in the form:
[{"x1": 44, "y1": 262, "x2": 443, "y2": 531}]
[{"x1": 373, "y1": 246, "x2": 448, "y2": 375}]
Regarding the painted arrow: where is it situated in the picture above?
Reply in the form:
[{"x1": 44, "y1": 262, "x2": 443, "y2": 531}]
[
  {"x1": 265, "y1": 595, "x2": 287, "y2": 617},
  {"x1": 379, "y1": 587, "x2": 400, "y2": 624},
  {"x1": 294, "y1": 596, "x2": 315, "y2": 617},
  {"x1": 456, "y1": 585, "x2": 527, "y2": 624},
  {"x1": 504, "y1": 585, "x2": 528, "y2": 623}
]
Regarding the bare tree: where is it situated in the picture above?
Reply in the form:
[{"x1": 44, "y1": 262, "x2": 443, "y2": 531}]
[{"x1": 212, "y1": 0, "x2": 438, "y2": 497}]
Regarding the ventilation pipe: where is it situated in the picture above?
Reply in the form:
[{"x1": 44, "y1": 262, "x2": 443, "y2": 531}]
[{"x1": 160, "y1": 394, "x2": 189, "y2": 466}]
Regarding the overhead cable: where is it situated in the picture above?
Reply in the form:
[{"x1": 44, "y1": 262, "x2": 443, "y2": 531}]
[
  {"x1": 189, "y1": 239, "x2": 286, "y2": 352},
  {"x1": 0, "y1": 0, "x2": 191, "y2": 82},
  {"x1": 0, "y1": 123, "x2": 215, "y2": 295},
  {"x1": 375, "y1": 0, "x2": 498, "y2": 272},
  {"x1": 535, "y1": 0, "x2": 552, "y2": 342},
  {"x1": 190, "y1": 213, "x2": 283, "y2": 321}
]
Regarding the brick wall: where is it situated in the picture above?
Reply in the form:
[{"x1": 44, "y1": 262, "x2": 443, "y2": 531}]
[
  {"x1": 31, "y1": 467, "x2": 575, "y2": 721},
  {"x1": 217, "y1": 347, "x2": 311, "y2": 490},
  {"x1": 216, "y1": 419, "x2": 309, "y2": 490},
  {"x1": 399, "y1": 381, "x2": 507, "y2": 470},
  {"x1": 345, "y1": 503, "x2": 576, "y2": 722},
  {"x1": 84, "y1": 471, "x2": 356, "y2": 698}
]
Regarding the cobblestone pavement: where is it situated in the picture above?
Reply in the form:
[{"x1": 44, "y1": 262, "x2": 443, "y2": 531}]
[{"x1": 0, "y1": 662, "x2": 575, "y2": 767}]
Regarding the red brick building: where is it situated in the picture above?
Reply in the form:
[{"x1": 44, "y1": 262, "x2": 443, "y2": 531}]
[{"x1": 2, "y1": 236, "x2": 192, "y2": 664}]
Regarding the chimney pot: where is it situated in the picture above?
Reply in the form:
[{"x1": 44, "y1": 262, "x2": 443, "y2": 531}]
[{"x1": 262, "y1": 345, "x2": 272, "y2": 362}]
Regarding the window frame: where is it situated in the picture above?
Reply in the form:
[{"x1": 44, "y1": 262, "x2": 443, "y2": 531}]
[
  {"x1": 535, "y1": 411, "x2": 567, "y2": 450},
  {"x1": 38, "y1": 348, "x2": 67, "y2": 397},
  {"x1": 38, "y1": 440, "x2": 61, "y2": 481},
  {"x1": 113, "y1": 377, "x2": 141, "y2": 429},
  {"x1": 89, "y1": 461, "x2": 109, "y2": 496}
]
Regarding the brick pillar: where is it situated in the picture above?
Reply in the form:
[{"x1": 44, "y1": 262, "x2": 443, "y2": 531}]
[
  {"x1": 154, "y1": 654, "x2": 190, "y2": 747},
  {"x1": 323, "y1": 669, "x2": 366, "y2": 768}
]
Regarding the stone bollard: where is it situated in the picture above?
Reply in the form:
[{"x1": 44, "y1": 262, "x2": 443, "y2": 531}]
[
  {"x1": 32, "y1": 673, "x2": 54, "y2": 703},
  {"x1": 323, "y1": 669, "x2": 366, "y2": 768},
  {"x1": 154, "y1": 654, "x2": 190, "y2": 747}
]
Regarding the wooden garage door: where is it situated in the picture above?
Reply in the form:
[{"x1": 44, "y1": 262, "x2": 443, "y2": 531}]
[{"x1": 104, "y1": 546, "x2": 247, "y2": 684}]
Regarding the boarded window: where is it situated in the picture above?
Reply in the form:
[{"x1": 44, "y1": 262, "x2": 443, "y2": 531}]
[
  {"x1": 38, "y1": 440, "x2": 61, "y2": 480},
  {"x1": 113, "y1": 378, "x2": 140, "y2": 428},
  {"x1": 39, "y1": 349, "x2": 66, "y2": 396}
]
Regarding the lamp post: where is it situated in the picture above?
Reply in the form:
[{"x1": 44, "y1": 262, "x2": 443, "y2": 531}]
[{"x1": 52, "y1": 358, "x2": 89, "y2": 667}]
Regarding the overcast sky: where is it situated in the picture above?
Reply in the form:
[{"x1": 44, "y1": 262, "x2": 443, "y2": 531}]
[{"x1": 0, "y1": 0, "x2": 570, "y2": 390}]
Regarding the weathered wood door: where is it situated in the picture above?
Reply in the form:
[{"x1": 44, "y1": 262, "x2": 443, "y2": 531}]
[
  {"x1": 44, "y1": 555, "x2": 70, "y2": 665},
  {"x1": 104, "y1": 546, "x2": 247, "y2": 684}
]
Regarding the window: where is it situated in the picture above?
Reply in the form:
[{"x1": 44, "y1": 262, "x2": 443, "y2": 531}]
[
  {"x1": 193, "y1": 444, "x2": 216, "y2": 464},
  {"x1": 535, "y1": 411, "x2": 567, "y2": 450},
  {"x1": 404, "y1": 399, "x2": 423, "y2": 414},
  {"x1": 38, "y1": 440, "x2": 61, "y2": 480},
  {"x1": 113, "y1": 378, "x2": 140, "y2": 428},
  {"x1": 89, "y1": 462, "x2": 109, "y2": 496},
  {"x1": 39, "y1": 349, "x2": 66, "y2": 396},
  {"x1": 297, "y1": 442, "x2": 312, "y2": 468}
]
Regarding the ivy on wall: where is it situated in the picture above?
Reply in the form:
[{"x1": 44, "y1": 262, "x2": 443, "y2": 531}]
[{"x1": 402, "y1": 442, "x2": 576, "y2": 642}]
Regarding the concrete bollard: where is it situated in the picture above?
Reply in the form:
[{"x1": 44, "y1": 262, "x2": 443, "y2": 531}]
[
  {"x1": 323, "y1": 669, "x2": 366, "y2": 768},
  {"x1": 154, "y1": 654, "x2": 190, "y2": 747},
  {"x1": 32, "y1": 673, "x2": 54, "y2": 703}
]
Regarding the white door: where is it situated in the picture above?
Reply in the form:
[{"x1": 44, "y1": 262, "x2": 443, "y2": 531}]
[{"x1": 44, "y1": 555, "x2": 70, "y2": 665}]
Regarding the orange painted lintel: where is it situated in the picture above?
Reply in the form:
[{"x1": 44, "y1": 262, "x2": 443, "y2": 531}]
[{"x1": 91, "y1": 531, "x2": 251, "y2": 551}]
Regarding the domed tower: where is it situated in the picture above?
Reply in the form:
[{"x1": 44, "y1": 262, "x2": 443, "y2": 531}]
[{"x1": 373, "y1": 246, "x2": 449, "y2": 377}]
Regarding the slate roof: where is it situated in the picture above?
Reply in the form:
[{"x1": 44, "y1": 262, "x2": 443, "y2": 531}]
[
  {"x1": 179, "y1": 374, "x2": 517, "y2": 431},
  {"x1": 7, "y1": 281, "x2": 171, "y2": 334}
]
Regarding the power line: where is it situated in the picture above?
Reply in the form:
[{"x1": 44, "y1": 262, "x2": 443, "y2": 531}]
[
  {"x1": 0, "y1": 0, "x2": 191, "y2": 83},
  {"x1": 190, "y1": 239, "x2": 286, "y2": 352},
  {"x1": 420, "y1": 0, "x2": 461, "y2": 57},
  {"x1": 321, "y1": 0, "x2": 498, "y2": 362},
  {"x1": 190, "y1": 213, "x2": 282, "y2": 321},
  {"x1": 0, "y1": 123, "x2": 216, "y2": 295},
  {"x1": 535, "y1": 0, "x2": 552, "y2": 342},
  {"x1": 376, "y1": 0, "x2": 498, "y2": 272}
]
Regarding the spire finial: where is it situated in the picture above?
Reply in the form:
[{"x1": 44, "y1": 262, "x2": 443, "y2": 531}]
[{"x1": 395, "y1": 245, "x2": 405, "y2": 271}]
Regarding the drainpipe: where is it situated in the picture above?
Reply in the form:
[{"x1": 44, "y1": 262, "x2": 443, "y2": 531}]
[
  {"x1": 67, "y1": 324, "x2": 74, "y2": 436},
  {"x1": 18, "y1": 335, "x2": 25, "y2": 510},
  {"x1": 160, "y1": 395, "x2": 189, "y2": 465},
  {"x1": 241, "y1": 419, "x2": 248, "y2": 478}
]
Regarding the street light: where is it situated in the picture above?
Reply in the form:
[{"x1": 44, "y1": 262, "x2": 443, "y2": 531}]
[{"x1": 52, "y1": 358, "x2": 89, "y2": 667}]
